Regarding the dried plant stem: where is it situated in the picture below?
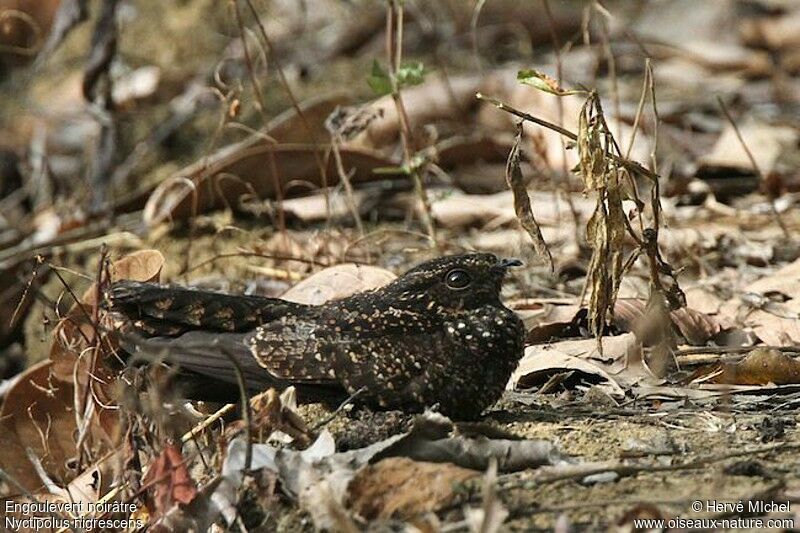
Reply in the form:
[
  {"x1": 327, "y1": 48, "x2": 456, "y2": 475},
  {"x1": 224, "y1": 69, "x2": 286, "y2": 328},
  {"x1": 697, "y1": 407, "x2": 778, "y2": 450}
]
[
  {"x1": 386, "y1": 0, "x2": 436, "y2": 243},
  {"x1": 645, "y1": 59, "x2": 663, "y2": 235},
  {"x1": 230, "y1": 0, "x2": 286, "y2": 237},
  {"x1": 716, "y1": 97, "x2": 790, "y2": 240},
  {"x1": 331, "y1": 136, "x2": 365, "y2": 235},
  {"x1": 503, "y1": 440, "x2": 800, "y2": 490},
  {"x1": 242, "y1": 0, "x2": 331, "y2": 219},
  {"x1": 476, "y1": 92, "x2": 661, "y2": 184},
  {"x1": 594, "y1": 1, "x2": 621, "y2": 141},
  {"x1": 185, "y1": 251, "x2": 327, "y2": 275},
  {"x1": 230, "y1": 0, "x2": 267, "y2": 121},
  {"x1": 218, "y1": 345, "x2": 253, "y2": 474}
]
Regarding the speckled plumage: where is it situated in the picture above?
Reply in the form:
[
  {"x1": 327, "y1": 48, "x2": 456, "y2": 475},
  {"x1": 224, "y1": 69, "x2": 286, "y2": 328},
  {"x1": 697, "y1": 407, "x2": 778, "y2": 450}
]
[{"x1": 106, "y1": 253, "x2": 524, "y2": 419}]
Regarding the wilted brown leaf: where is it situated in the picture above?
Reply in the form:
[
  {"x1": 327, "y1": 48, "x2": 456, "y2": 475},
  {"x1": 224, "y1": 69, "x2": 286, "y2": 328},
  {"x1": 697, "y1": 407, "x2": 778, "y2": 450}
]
[
  {"x1": 719, "y1": 256, "x2": 800, "y2": 345},
  {"x1": 510, "y1": 335, "x2": 638, "y2": 395},
  {"x1": 505, "y1": 123, "x2": 553, "y2": 270},
  {"x1": 142, "y1": 144, "x2": 400, "y2": 227}
]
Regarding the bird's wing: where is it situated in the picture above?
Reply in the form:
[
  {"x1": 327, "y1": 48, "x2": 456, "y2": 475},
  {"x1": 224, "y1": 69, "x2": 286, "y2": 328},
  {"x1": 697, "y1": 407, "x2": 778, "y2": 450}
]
[
  {"x1": 327, "y1": 327, "x2": 452, "y2": 409},
  {"x1": 105, "y1": 280, "x2": 309, "y2": 335},
  {"x1": 247, "y1": 315, "x2": 339, "y2": 384}
]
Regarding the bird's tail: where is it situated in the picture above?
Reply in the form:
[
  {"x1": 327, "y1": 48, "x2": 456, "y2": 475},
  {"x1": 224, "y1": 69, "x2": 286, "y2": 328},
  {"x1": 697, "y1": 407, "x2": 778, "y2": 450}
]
[
  {"x1": 120, "y1": 330, "x2": 345, "y2": 404},
  {"x1": 121, "y1": 329, "x2": 279, "y2": 400},
  {"x1": 104, "y1": 280, "x2": 308, "y2": 337}
]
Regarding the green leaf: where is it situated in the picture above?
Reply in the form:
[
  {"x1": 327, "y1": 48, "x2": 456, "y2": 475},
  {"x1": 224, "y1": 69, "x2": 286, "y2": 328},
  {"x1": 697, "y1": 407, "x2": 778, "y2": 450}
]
[
  {"x1": 395, "y1": 61, "x2": 426, "y2": 89},
  {"x1": 517, "y1": 69, "x2": 585, "y2": 96},
  {"x1": 367, "y1": 60, "x2": 392, "y2": 96}
]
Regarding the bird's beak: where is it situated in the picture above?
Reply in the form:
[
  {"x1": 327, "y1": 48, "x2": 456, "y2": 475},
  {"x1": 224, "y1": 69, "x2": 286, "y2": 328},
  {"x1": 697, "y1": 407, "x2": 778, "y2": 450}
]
[{"x1": 498, "y1": 257, "x2": 523, "y2": 268}]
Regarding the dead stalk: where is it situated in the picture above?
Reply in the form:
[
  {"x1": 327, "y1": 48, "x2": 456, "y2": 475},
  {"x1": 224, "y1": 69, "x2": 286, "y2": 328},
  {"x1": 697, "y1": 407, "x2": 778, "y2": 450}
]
[
  {"x1": 330, "y1": 137, "x2": 366, "y2": 235},
  {"x1": 386, "y1": 0, "x2": 437, "y2": 244},
  {"x1": 716, "y1": 96, "x2": 790, "y2": 240},
  {"x1": 242, "y1": 0, "x2": 332, "y2": 221},
  {"x1": 230, "y1": 0, "x2": 287, "y2": 239},
  {"x1": 475, "y1": 93, "x2": 660, "y2": 184}
]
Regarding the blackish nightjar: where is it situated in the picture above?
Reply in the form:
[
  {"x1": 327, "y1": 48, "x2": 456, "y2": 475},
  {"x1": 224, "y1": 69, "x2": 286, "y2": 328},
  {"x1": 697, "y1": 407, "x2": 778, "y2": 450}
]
[{"x1": 105, "y1": 253, "x2": 525, "y2": 419}]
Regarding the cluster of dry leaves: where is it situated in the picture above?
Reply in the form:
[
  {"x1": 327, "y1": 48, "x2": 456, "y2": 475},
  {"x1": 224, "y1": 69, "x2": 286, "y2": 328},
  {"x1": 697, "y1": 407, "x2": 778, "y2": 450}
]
[{"x1": 1, "y1": 0, "x2": 800, "y2": 530}]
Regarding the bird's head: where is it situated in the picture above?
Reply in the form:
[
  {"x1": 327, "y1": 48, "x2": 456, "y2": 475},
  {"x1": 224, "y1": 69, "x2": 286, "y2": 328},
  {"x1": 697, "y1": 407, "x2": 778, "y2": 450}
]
[{"x1": 385, "y1": 253, "x2": 522, "y2": 312}]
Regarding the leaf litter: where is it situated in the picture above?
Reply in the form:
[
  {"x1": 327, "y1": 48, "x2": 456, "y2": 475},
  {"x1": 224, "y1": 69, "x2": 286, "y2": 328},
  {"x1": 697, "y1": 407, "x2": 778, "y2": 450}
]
[{"x1": 2, "y1": 0, "x2": 800, "y2": 531}]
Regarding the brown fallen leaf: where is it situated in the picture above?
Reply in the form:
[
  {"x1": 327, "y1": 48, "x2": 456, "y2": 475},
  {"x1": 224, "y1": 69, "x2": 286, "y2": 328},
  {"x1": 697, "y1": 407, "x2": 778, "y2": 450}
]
[
  {"x1": 142, "y1": 143, "x2": 401, "y2": 227},
  {"x1": 281, "y1": 189, "x2": 370, "y2": 223},
  {"x1": 510, "y1": 345, "x2": 627, "y2": 397},
  {"x1": 281, "y1": 263, "x2": 396, "y2": 305},
  {"x1": 0, "y1": 361, "x2": 111, "y2": 492},
  {"x1": 143, "y1": 444, "x2": 199, "y2": 519},
  {"x1": 509, "y1": 298, "x2": 579, "y2": 341},
  {"x1": 614, "y1": 298, "x2": 722, "y2": 346},
  {"x1": 718, "y1": 256, "x2": 800, "y2": 345},
  {"x1": 347, "y1": 457, "x2": 476, "y2": 521},
  {"x1": 712, "y1": 348, "x2": 800, "y2": 385},
  {"x1": 697, "y1": 119, "x2": 798, "y2": 180},
  {"x1": 348, "y1": 74, "x2": 481, "y2": 150}
]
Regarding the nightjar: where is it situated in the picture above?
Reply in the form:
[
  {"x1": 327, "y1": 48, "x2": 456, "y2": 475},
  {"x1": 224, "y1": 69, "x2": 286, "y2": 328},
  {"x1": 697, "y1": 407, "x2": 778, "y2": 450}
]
[{"x1": 105, "y1": 253, "x2": 525, "y2": 419}]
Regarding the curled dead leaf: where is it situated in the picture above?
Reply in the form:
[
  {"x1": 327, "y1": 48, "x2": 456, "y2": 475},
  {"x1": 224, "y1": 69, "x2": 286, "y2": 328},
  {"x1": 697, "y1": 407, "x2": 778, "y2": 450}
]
[
  {"x1": 505, "y1": 123, "x2": 554, "y2": 270},
  {"x1": 142, "y1": 144, "x2": 400, "y2": 227},
  {"x1": 510, "y1": 343, "x2": 627, "y2": 397}
]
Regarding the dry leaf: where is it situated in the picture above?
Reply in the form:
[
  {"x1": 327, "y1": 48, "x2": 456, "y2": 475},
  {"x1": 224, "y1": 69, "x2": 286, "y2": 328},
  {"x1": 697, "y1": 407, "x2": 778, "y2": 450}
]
[
  {"x1": 143, "y1": 444, "x2": 199, "y2": 518},
  {"x1": 281, "y1": 189, "x2": 370, "y2": 223},
  {"x1": 507, "y1": 337, "x2": 625, "y2": 398},
  {"x1": 613, "y1": 298, "x2": 722, "y2": 346},
  {"x1": 712, "y1": 348, "x2": 800, "y2": 385},
  {"x1": 0, "y1": 361, "x2": 110, "y2": 492},
  {"x1": 506, "y1": 123, "x2": 553, "y2": 270},
  {"x1": 718, "y1": 256, "x2": 800, "y2": 345},
  {"x1": 348, "y1": 74, "x2": 481, "y2": 149},
  {"x1": 282, "y1": 264, "x2": 396, "y2": 305},
  {"x1": 142, "y1": 144, "x2": 400, "y2": 227},
  {"x1": 697, "y1": 119, "x2": 798, "y2": 178},
  {"x1": 347, "y1": 458, "x2": 476, "y2": 521}
]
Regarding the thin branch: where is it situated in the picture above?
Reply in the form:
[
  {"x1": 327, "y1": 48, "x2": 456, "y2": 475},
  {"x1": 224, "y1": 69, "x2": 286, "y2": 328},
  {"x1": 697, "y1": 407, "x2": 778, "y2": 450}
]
[
  {"x1": 716, "y1": 96, "x2": 790, "y2": 239},
  {"x1": 476, "y1": 92, "x2": 660, "y2": 184}
]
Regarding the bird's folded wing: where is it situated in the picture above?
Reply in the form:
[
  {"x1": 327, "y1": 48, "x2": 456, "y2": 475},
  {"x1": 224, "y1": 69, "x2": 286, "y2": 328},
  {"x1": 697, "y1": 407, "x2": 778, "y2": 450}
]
[
  {"x1": 247, "y1": 316, "x2": 338, "y2": 384},
  {"x1": 328, "y1": 329, "x2": 446, "y2": 403}
]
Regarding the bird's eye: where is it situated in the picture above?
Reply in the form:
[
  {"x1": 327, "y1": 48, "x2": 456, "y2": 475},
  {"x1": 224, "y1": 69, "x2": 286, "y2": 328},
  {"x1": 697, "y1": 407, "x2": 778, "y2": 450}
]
[{"x1": 445, "y1": 269, "x2": 471, "y2": 290}]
